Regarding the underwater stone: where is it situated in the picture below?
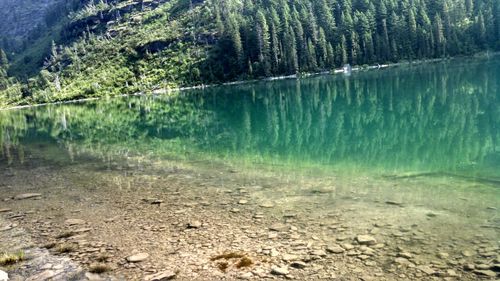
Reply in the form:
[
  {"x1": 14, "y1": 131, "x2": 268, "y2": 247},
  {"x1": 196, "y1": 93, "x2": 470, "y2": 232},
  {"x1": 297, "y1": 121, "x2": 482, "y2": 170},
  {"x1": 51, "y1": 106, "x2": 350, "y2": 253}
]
[
  {"x1": 14, "y1": 193, "x2": 42, "y2": 200},
  {"x1": 65, "y1": 219, "x2": 86, "y2": 226},
  {"x1": 187, "y1": 221, "x2": 202, "y2": 228},
  {"x1": 271, "y1": 266, "x2": 289, "y2": 275},
  {"x1": 356, "y1": 235, "x2": 377, "y2": 245},
  {"x1": 144, "y1": 270, "x2": 176, "y2": 280},
  {"x1": 0, "y1": 270, "x2": 7, "y2": 281},
  {"x1": 126, "y1": 253, "x2": 149, "y2": 262},
  {"x1": 326, "y1": 245, "x2": 345, "y2": 254}
]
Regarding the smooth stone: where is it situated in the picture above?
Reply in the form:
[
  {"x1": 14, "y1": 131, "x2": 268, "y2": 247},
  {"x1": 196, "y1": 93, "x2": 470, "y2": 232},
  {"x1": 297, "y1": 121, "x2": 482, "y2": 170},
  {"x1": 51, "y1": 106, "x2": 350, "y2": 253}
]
[
  {"x1": 473, "y1": 270, "x2": 496, "y2": 277},
  {"x1": 127, "y1": 253, "x2": 149, "y2": 262},
  {"x1": 342, "y1": 243, "x2": 354, "y2": 250},
  {"x1": 311, "y1": 250, "x2": 327, "y2": 257},
  {"x1": 0, "y1": 270, "x2": 7, "y2": 281},
  {"x1": 0, "y1": 209, "x2": 11, "y2": 213},
  {"x1": 65, "y1": 219, "x2": 86, "y2": 225},
  {"x1": 326, "y1": 245, "x2": 345, "y2": 254},
  {"x1": 398, "y1": 252, "x2": 412, "y2": 258},
  {"x1": 144, "y1": 270, "x2": 177, "y2": 281},
  {"x1": 259, "y1": 202, "x2": 275, "y2": 208},
  {"x1": 270, "y1": 249, "x2": 279, "y2": 257},
  {"x1": 269, "y1": 223, "x2": 288, "y2": 232},
  {"x1": 85, "y1": 272, "x2": 104, "y2": 281},
  {"x1": 290, "y1": 261, "x2": 307, "y2": 269},
  {"x1": 461, "y1": 250, "x2": 473, "y2": 257},
  {"x1": 14, "y1": 193, "x2": 42, "y2": 200},
  {"x1": 463, "y1": 264, "x2": 475, "y2": 271},
  {"x1": 74, "y1": 228, "x2": 92, "y2": 233},
  {"x1": 187, "y1": 221, "x2": 202, "y2": 228},
  {"x1": 437, "y1": 252, "x2": 449, "y2": 259},
  {"x1": 271, "y1": 266, "x2": 289, "y2": 276},
  {"x1": 356, "y1": 235, "x2": 377, "y2": 245},
  {"x1": 282, "y1": 254, "x2": 299, "y2": 261},
  {"x1": 142, "y1": 198, "x2": 163, "y2": 204},
  {"x1": 239, "y1": 272, "x2": 254, "y2": 279},
  {"x1": 394, "y1": 257, "x2": 414, "y2": 266},
  {"x1": 26, "y1": 270, "x2": 56, "y2": 281},
  {"x1": 238, "y1": 200, "x2": 248, "y2": 205},
  {"x1": 417, "y1": 265, "x2": 436, "y2": 275},
  {"x1": 476, "y1": 264, "x2": 491, "y2": 270}
]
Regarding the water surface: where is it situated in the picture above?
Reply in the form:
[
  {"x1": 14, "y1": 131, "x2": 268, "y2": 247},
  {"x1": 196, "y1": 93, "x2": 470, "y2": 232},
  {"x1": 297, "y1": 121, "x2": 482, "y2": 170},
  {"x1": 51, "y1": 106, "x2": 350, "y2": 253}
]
[{"x1": 0, "y1": 56, "x2": 499, "y2": 279}]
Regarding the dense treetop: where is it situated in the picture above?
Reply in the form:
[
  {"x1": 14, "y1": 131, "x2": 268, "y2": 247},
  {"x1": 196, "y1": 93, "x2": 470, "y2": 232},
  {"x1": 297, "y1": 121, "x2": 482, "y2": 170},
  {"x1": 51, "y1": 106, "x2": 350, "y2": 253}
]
[{"x1": 0, "y1": 0, "x2": 499, "y2": 107}]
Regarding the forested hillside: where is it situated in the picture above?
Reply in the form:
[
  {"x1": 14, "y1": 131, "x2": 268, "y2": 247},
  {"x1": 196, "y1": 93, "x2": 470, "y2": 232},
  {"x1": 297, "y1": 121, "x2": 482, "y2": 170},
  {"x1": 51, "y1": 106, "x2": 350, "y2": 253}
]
[{"x1": 0, "y1": 0, "x2": 499, "y2": 107}]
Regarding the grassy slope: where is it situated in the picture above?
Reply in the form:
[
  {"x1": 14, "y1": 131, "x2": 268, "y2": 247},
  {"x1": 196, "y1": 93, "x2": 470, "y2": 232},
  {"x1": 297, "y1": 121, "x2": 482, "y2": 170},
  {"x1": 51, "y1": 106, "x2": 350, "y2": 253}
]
[{"x1": 1, "y1": 0, "x2": 213, "y2": 107}]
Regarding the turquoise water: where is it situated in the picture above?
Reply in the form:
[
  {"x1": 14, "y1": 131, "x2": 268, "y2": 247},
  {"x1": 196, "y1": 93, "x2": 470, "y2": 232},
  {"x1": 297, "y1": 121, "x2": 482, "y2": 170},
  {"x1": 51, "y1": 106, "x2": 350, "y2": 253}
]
[
  {"x1": 1, "y1": 56, "x2": 499, "y2": 181},
  {"x1": 1, "y1": 57, "x2": 499, "y2": 280}
]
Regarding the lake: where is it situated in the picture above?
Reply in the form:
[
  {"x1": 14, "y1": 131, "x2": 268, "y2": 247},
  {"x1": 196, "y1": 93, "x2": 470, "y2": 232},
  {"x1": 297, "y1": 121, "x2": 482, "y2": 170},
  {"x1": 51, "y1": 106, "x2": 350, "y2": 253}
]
[{"x1": 0, "y1": 57, "x2": 499, "y2": 280}]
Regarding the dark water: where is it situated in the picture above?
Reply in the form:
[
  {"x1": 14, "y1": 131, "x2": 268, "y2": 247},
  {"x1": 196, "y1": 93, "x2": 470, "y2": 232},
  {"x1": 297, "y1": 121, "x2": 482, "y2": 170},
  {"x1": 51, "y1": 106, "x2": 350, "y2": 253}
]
[{"x1": 1, "y1": 57, "x2": 499, "y2": 181}]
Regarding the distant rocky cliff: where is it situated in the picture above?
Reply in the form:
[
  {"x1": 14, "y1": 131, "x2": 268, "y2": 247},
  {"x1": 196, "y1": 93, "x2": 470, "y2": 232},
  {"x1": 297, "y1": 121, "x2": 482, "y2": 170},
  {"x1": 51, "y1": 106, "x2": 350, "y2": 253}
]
[{"x1": 0, "y1": 0, "x2": 66, "y2": 48}]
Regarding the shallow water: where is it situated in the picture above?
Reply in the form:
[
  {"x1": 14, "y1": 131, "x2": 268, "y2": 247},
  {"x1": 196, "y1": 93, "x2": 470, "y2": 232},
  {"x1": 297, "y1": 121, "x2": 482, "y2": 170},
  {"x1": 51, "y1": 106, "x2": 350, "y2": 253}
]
[{"x1": 0, "y1": 57, "x2": 499, "y2": 280}]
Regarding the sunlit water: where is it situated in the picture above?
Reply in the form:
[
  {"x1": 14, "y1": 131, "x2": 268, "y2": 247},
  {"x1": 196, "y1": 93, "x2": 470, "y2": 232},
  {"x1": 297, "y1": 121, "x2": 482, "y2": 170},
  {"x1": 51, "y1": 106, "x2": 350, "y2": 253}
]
[{"x1": 1, "y1": 56, "x2": 499, "y2": 277}]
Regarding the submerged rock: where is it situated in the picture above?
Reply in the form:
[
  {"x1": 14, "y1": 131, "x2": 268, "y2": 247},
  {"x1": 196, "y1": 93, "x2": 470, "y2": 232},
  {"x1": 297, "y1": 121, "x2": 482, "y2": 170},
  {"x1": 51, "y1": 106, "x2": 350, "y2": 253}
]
[
  {"x1": 144, "y1": 270, "x2": 176, "y2": 280},
  {"x1": 26, "y1": 270, "x2": 56, "y2": 281},
  {"x1": 271, "y1": 266, "x2": 289, "y2": 275},
  {"x1": 187, "y1": 221, "x2": 202, "y2": 229},
  {"x1": 473, "y1": 270, "x2": 497, "y2": 277},
  {"x1": 14, "y1": 193, "x2": 42, "y2": 200},
  {"x1": 356, "y1": 235, "x2": 377, "y2": 245},
  {"x1": 65, "y1": 219, "x2": 86, "y2": 226},
  {"x1": 0, "y1": 270, "x2": 7, "y2": 281},
  {"x1": 126, "y1": 253, "x2": 149, "y2": 262},
  {"x1": 326, "y1": 245, "x2": 345, "y2": 254},
  {"x1": 0, "y1": 208, "x2": 11, "y2": 213},
  {"x1": 417, "y1": 265, "x2": 436, "y2": 275}
]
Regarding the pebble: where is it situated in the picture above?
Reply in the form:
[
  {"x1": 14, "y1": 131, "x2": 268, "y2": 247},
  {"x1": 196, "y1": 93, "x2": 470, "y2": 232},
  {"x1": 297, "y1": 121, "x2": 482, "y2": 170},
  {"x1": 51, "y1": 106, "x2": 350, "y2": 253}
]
[
  {"x1": 239, "y1": 272, "x2": 254, "y2": 279},
  {"x1": 0, "y1": 209, "x2": 11, "y2": 213},
  {"x1": 126, "y1": 253, "x2": 149, "y2": 262},
  {"x1": 290, "y1": 261, "x2": 307, "y2": 269},
  {"x1": 463, "y1": 264, "x2": 475, "y2": 270},
  {"x1": 238, "y1": 200, "x2": 248, "y2": 205},
  {"x1": 417, "y1": 265, "x2": 435, "y2": 275},
  {"x1": 437, "y1": 252, "x2": 449, "y2": 259},
  {"x1": 65, "y1": 219, "x2": 86, "y2": 225},
  {"x1": 311, "y1": 250, "x2": 327, "y2": 257},
  {"x1": 259, "y1": 202, "x2": 275, "y2": 208},
  {"x1": 26, "y1": 270, "x2": 56, "y2": 281},
  {"x1": 326, "y1": 245, "x2": 345, "y2": 254},
  {"x1": 85, "y1": 273, "x2": 104, "y2": 281},
  {"x1": 269, "y1": 223, "x2": 288, "y2": 232},
  {"x1": 342, "y1": 243, "x2": 354, "y2": 250},
  {"x1": 0, "y1": 270, "x2": 7, "y2": 281},
  {"x1": 14, "y1": 193, "x2": 42, "y2": 200},
  {"x1": 394, "y1": 257, "x2": 414, "y2": 266},
  {"x1": 144, "y1": 270, "x2": 177, "y2": 280},
  {"x1": 271, "y1": 266, "x2": 289, "y2": 276},
  {"x1": 187, "y1": 221, "x2": 202, "y2": 228},
  {"x1": 282, "y1": 254, "x2": 299, "y2": 261},
  {"x1": 473, "y1": 270, "x2": 496, "y2": 277},
  {"x1": 356, "y1": 235, "x2": 377, "y2": 245}
]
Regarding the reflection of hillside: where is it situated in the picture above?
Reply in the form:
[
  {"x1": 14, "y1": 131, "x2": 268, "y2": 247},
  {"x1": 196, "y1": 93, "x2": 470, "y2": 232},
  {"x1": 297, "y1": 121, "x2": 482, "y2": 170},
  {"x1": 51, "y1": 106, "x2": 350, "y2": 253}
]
[{"x1": 0, "y1": 57, "x2": 499, "y2": 176}]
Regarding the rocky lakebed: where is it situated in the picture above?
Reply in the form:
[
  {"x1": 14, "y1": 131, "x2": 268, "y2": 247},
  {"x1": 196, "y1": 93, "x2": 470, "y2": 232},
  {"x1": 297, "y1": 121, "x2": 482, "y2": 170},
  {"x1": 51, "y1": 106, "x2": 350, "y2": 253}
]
[{"x1": 0, "y1": 155, "x2": 499, "y2": 281}]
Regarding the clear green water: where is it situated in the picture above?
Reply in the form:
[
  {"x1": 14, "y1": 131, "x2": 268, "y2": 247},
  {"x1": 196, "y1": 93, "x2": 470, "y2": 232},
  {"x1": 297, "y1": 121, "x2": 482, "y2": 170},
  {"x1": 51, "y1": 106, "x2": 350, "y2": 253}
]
[
  {"x1": 1, "y1": 56, "x2": 499, "y2": 180},
  {"x1": 1, "y1": 58, "x2": 499, "y2": 277}
]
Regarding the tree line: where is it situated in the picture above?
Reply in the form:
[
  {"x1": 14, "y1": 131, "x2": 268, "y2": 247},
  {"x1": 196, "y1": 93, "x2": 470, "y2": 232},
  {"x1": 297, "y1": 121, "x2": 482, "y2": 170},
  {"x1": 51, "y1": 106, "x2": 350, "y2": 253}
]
[{"x1": 202, "y1": 0, "x2": 500, "y2": 80}]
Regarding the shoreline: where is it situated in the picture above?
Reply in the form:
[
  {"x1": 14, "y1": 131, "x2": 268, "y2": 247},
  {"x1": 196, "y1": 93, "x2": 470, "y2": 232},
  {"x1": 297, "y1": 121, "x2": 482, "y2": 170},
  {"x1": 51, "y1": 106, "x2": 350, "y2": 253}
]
[{"x1": 1, "y1": 52, "x2": 497, "y2": 111}]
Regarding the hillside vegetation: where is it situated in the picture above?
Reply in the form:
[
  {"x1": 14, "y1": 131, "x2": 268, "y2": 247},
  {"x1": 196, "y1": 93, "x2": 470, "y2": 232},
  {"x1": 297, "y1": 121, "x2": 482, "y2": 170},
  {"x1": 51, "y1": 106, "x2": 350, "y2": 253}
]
[{"x1": 0, "y1": 0, "x2": 499, "y2": 107}]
